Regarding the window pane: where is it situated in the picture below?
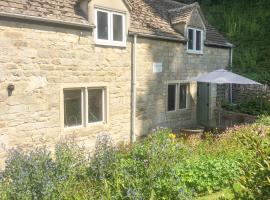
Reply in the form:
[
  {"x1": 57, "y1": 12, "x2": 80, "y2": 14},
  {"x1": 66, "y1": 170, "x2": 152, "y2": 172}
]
[
  {"x1": 179, "y1": 84, "x2": 187, "y2": 109},
  {"x1": 88, "y1": 89, "x2": 103, "y2": 123},
  {"x1": 97, "y1": 11, "x2": 108, "y2": 40},
  {"x1": 188, "y1": 29, "x2": 194, "y2": 50},
  {"x1": 196, "y1": 30, "x2": 202, "y2": 51},
  {"x1": 168, "y1": 85, "x2": 176, "y2": 111},
  {"x1": 113, "y1": 14, "x2": 123, "y2": 41},
  {"x1": 64, "y1": 90, "x2": 82, "y2": 127}
]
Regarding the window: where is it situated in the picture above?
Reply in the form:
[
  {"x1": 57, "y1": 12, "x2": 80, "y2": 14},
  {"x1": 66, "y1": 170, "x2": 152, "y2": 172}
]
[
  {"x1": 64, "y1": 87, "x2": 106, "y2": 128},
  {"x1": 168, "y1": 84, "x2": 176, "y2": 111},
  {"x1": 179, "y1": 84, "x2": 187, "y2": 109},
  {"x1": 64, "y1": 89, "x2": 83, "y2": 127},
  {"x1": 95, "y1": 9, "x2": 126, "y2": 46},
  {"x1": 97, "y1": 11, "x2": 109, "y2": 40},
  {"x1": 88, "y1": 89, "x2": 104, "y2": 123},
  {"x1": 187, "y1": 27, "x2": 203, "y2": 53},
  {"x1": 167, "y1": 83, "x2": 189, "y2": 111}
]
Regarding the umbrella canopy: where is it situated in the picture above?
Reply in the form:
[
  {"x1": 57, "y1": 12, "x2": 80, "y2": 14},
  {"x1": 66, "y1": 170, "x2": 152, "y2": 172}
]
[{"x1": 194, "y1": 69, "x2": 261, "y2": 85}]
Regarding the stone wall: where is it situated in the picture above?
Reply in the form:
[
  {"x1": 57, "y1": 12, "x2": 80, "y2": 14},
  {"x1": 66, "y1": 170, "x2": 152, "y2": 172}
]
[
  {"x1": 232, "y1": 84, "x2": 270, "y2": 103},
  {"x1": 0, "y1": 20, "x2": 132, "y2": 168},
  {"x1": 135, "y1": 38, "x2": 230, "y2": 135},
  {"x1": 0, "y1": 19, "x2": 230, "y2": 168},
  {"x1": 216, "y1": 84, "x2": 269, "y2": 107}
]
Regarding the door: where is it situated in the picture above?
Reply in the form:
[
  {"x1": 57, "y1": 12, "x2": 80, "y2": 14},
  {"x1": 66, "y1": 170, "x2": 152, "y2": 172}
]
[{"x1": 197, "y1": 82, "x2": 210, "y2": 126}]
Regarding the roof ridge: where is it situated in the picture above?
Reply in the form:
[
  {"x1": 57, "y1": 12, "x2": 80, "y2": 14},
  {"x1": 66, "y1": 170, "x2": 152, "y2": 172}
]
[
  {"x1": 153, "y1": 0, "x2": 186, "y2": 9},
  {"x1": 168, "y1": 1, "x2": 198, "y2": 13}
]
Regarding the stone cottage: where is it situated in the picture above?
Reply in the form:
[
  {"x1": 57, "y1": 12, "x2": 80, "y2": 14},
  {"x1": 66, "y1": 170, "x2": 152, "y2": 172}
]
[{"x1": 0, "y1": 0, "x2": 232, "y2": 167}]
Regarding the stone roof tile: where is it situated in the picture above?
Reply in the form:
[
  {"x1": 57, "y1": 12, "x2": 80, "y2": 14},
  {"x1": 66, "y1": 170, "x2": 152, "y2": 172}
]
[
  {"x1": 0, "y1": 0, "x2": 88, "y2": 24},
  {"x1": 0, "y1": 0, "x2": 232, "y2": 47},
  {"x1": 129, "y1": 0, "x2": 186, "y2": 40}
]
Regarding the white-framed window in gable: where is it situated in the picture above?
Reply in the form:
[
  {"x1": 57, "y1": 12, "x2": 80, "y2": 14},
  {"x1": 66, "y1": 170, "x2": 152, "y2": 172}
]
[
  {"x1": 187, "y1": 27, "x2": 203, "y2": 54},
  {"x1": 64, "y1": 87, "x2": 107, "y2": 128},
  {"x1": 95, "y1": 9, "x2": 126, "y2": 47},
  {"x1": 167, "y1": 82, "x2": 190, "y2": 112}
]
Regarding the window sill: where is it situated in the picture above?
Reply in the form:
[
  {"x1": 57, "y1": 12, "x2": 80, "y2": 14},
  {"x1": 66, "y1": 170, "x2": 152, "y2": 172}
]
[
  {"x1": 187, "y1": 50, "x2": 203, "y2": 55},
  {"x1": 167, "y1": 108, "x2": 190, "y2": 114},
  {"x1": 95, "y1": 40, "x2": 127, "y2": 48},
  {"x1": 64, "y1": 121, "x2": 107, "y2": 131}
]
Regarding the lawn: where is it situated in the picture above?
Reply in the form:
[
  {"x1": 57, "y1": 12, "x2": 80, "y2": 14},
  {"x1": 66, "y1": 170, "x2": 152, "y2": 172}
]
[{"x1": 0, "y1": 116, "x2": 269, "y2": 199}]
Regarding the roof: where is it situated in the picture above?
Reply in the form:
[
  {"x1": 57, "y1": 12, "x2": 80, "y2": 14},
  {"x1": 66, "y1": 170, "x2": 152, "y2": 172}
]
[
  {"x1": 129, "y1": 0, "x2": 186, "y2": 41},
  {"x1": 169, "y1": 2, "x2": 198, "y2": 24},
  {"x1": 0, "y1": 0, "x2": 88, "y2": 25},
  {"x1": 205, "y1": 23, "x2": 233, "y2": 48},
  {"x1": 0, "y1": 0, "x2": 232, "y2": 47},
  {"x1": 129, "y1": 0, "x2": 232, "y2": 47}
]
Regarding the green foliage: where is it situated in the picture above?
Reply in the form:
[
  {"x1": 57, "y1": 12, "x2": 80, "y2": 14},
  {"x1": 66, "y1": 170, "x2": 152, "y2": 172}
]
[
  {"x1": 256, "y1": 115, "x2": 270, "y2": 126},
  {"x1": 202, "y1": 0, "x2": 270, "y2": 84},
  {"x1": 0, "y1": 142, "x2": 92, "y2": 200},
  {"x1": 0, "y1": 122, "x2": 269, "y2": 199},
  {"x1": 232, "y1": 125, "x2": 270, "y2": 199},
  {"x1": 174, "y1": 154, "x2": 245, "y2": 194}
]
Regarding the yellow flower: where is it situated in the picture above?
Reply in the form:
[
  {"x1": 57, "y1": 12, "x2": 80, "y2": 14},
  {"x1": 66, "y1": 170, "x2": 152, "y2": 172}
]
[{"x1": 169, "y1": 133, "x2": 176, "y2": 139}]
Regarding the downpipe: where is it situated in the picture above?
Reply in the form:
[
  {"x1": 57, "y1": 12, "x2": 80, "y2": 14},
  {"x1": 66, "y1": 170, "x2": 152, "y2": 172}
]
[{"x1": 131, "y1": 35, "x2": 137, "y2": 143}]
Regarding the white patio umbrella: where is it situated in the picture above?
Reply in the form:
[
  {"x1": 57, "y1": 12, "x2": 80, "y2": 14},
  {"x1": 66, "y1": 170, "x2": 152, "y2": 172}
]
[{"x1": 194, "y1": 69, "x2": 261, "y2": 85}]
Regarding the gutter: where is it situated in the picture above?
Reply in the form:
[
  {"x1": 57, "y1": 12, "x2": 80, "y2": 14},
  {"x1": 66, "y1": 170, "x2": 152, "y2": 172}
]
[
  {"x1": 0, "y1": 12, "x2": 95, "y2": 30},
  {"x1": 129, "y1": 32, "x2": 234, "y2": 49},
  {"x1": 129, "y1": 31, "x2": 186, "y2": 43},
  {"x1": 131, "y1": 34, "x2": 137, "y2": 143},
  {"x1": 205, "y1": 41, "x2": 234, "y2": 49}
]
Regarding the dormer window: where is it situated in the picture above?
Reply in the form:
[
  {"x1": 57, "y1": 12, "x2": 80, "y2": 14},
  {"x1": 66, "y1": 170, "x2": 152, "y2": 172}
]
[
  {"x1": 95, "y1": 9, "x2": 126, "y2": 47},
  {"x1": 187, "y1": 27, "x2": 203, "y2": 54}
]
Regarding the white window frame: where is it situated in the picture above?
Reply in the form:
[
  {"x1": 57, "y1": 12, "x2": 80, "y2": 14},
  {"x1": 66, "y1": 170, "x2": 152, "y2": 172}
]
[
  {"x1": 63, "y1": 86, "x2": 107, "y2": 129},
  {"x1": 167, "y1": 82, "x2": 190, "y2": 112},
  {"x1": 187, "y1": 27, "x2": 203, "y2": 54},
  {"x1": 95, "y1": 8, "x2": 126, "y2": 47}
]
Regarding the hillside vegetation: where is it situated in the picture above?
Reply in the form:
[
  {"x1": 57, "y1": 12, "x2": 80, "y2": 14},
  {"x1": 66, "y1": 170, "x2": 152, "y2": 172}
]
[{"x1": 177, "y1": 0, "x2": 270, "y2": 84}]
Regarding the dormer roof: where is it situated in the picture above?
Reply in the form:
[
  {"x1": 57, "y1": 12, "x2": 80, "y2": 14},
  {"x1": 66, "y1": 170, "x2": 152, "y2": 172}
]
[
  {"x1": 129, "y1": 0, "x2": 186, "y2": 41},
  {"x1": 169, "y1": 2, "x2": 199, "y2": 25},
  {"x1": 129, "y1": 0, "x2": 232, "y2": 47}
]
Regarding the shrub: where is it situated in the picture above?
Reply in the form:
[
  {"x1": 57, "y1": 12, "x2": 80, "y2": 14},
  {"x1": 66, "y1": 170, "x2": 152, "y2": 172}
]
[
  {"x1": 256, "y1": 115, "x2": 270, "y2": 126},
  {"x1": 0, "y1": 147, "x2": 58, "y2": 199},
  {"x1": 0, "y1": 142, "x2": 92, "y2": 200},
  {"x1": 1, "y1": 123, "x2": 268, "y2": 199},
  {"x1": 232, "y1": 125, "x2": 270, "y2": 199}
]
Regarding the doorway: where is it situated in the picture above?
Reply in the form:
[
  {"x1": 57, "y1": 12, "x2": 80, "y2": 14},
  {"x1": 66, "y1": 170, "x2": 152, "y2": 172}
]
[{"x1": 197, "y1": 82, "x2": 210, "y2": 126}]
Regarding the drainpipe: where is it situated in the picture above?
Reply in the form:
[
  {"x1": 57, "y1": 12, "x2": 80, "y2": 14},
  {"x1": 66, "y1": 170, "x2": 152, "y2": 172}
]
[
  {"x1": 229, "y1": 47, "x2": 233, "y2": 103},
  {"x1": 131, "y1": 34, "x2": 137, "y2": 143}
]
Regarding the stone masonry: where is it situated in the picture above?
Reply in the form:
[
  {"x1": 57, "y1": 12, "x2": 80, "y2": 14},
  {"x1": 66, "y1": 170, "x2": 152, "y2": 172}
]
[
  {"x1": 0, "y1": 20, "x2": 132, "y2": 168},
  {"x1": 0, "y1": 19, "x2": 230, "y2": 169},
  {"x1": 135, "y1": 38, "x2": 230, "y2": 135}
]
